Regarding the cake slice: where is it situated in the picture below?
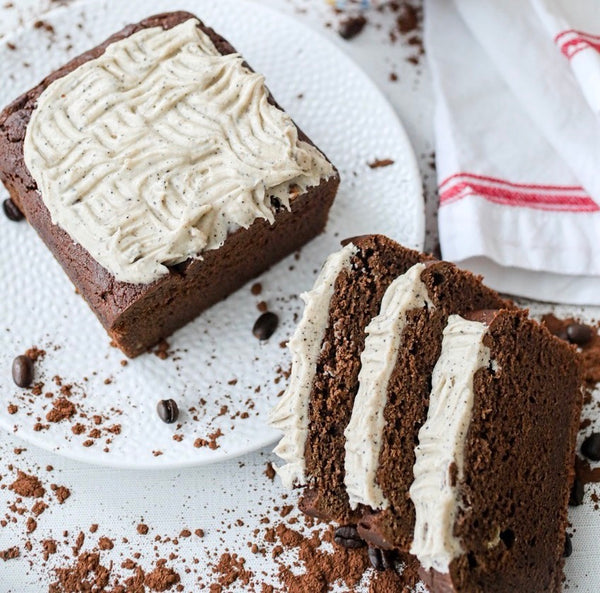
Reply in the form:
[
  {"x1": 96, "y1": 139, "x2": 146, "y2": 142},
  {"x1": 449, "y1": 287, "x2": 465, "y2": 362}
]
[
  {"x1": 344, "y1": 259, "x2": 509, "y2": 551},
  {"x1": 404, "y1": 309, "x2": 582, "y2": 592},
  {"x1": 270, "y1": 235, "x2": 507, "y2": 525},
  {"x1": 0, "y1": 12, "x2": 338, "y2": 356},
  {"x1": 272, "y1": 238, "x2": 583, "y2": 593},
  {"x1": 270, "y1": 235, "x2": 430, "y2": 523}
]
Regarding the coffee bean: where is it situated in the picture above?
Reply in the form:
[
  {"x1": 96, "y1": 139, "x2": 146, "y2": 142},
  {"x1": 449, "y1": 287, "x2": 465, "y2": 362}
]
[
  {"x1": 156, "y1": 399, "x2": 179, "y2": 424},
  {"x1": 368, "y1": 547, "x2": 396, "y2": 571},
  {"x1": 338, "y1": 15, "x2": 367, "y2": 40},
  {"x1": 253, "y1": 312, "x2": 278, "y2": 341},
  {"x1": 12, "y1": 355, "x2": 33, "y2": 388},
  {"x1": 563, "y1": 534, "x2": 573, "y2": 558},
  {"x1": 334, "y1": 525, "x2": 365, "y2": 549},
  {"x1": 569, "y1": 477, "x2": 584, "y2": 506},
  {"x1": 2, "y1": 198, "x2": 24, "y2": 222},
  {"x1": 581, "y1": 433, "x2": 600, "y2": 462},
  {"x1": 566, "y1": 323, "x2": 593, "y2": 346}
]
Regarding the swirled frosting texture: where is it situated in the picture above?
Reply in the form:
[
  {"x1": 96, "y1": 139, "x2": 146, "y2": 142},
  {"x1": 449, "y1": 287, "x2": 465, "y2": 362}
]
[{"x1": 24, "y1": 18, "x2": 334, "y2": 284}]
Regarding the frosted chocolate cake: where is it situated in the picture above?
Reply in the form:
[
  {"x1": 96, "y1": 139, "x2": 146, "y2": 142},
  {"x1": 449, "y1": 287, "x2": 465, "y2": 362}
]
[
  {"x1": 270, "y1": 235, "x2": 507, "y2": 523},
  {"x1": 271, "y1": 236, "x2": 583, "y2": 593},
  {"x1": 0, "y1": 12, "x2": 339, "y2": 356}
]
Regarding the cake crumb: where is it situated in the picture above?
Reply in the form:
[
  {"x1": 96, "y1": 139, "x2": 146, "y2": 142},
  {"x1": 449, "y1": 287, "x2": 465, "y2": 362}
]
[
  {"x1": 368, "y1": 158, "x2": 395, "y2": 169},
  {"x1": 265, "y1": 462, "x2": 276, "y2": 481}
]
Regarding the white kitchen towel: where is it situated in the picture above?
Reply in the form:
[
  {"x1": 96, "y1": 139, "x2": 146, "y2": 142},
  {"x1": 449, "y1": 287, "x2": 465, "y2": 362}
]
[
  {"x1": 426, "y1": 0, "x2": 600, "y2": 305},
  {"x1": 532, "y1": 0, "x2": 600, "y2": 117}
]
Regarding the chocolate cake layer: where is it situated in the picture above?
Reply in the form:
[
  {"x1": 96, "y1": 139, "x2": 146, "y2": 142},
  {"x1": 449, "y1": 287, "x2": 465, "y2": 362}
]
[
  {"x1": 0, "y1": 12, "x2": 339, "y2": 356},
  {"x1": 356, "y1": 262, "x2": 510, "y2": 551},
  {"x1": 299, "y1": 236, "x2": 431, "y2": 523},
  {"x1": 435, "y1": 310, "x2": 582, "y2": 593}
]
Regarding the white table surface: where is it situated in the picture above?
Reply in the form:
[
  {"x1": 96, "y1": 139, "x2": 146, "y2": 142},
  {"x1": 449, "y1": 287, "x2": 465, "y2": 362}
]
[{"x1": 0, "y1": 1, "x2": 598, "y2": 592}]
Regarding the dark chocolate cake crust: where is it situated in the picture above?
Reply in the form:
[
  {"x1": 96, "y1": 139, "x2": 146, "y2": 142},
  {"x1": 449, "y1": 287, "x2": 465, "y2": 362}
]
[{"x1": 0, "y1": 12, "x2": 339, "y2": 356}]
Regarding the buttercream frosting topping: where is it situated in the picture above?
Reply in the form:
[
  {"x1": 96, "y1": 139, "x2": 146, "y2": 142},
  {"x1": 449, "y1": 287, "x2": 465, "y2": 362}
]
[{"x1": 24, "y1": 18, "x2": 333, "y2": 284}]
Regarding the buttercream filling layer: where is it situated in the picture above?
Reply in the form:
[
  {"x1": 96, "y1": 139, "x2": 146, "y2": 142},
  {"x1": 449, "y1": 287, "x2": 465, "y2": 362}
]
[
  {"x1": 409, "y1": 315, "x2": 491, "y2": 573},
  {"x1": 269, "y1": 243, "x2": 357, "y2": 490},
  {"x1": 344, "y1": 262, "x2": 433, "y2": 510},
  {"x1": 24, "y1": 18, "x2": 333, "y2": 284}
]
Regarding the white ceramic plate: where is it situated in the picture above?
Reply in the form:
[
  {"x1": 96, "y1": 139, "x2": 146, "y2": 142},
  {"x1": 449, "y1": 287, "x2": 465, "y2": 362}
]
[{"x1": 0, "y1": 0, "x2": 424, "y2": 469}]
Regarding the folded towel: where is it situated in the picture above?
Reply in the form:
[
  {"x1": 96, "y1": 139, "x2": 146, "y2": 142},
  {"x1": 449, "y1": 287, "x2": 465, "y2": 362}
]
[
  {"x1": 426, "y1": 0, "x2": 600, "y2": 305},
  {"x1": 532, "y1": 0, "x2": 600, "y2": 118}
]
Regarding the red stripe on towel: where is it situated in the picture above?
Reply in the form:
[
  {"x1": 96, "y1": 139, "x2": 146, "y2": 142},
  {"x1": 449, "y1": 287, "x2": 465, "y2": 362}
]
[
  {"x1": 439, "y1": 174, "x2": 599, "y2": 212},
  {"x1": 555, "y1": 29, "x2": 600, "y2": 60}
]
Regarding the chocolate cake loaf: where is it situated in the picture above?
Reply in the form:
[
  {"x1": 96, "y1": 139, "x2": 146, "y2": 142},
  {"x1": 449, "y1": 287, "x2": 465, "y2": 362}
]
[
  {"x1": 271, "y1": 237, "x2": 583, "y2": 593},
  {"x1": 0, "y1": 12, "x2": 339, "y2": 356}
]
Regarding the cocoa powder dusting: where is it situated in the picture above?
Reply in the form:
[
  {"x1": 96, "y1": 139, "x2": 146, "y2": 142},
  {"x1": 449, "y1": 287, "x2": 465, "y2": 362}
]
[
  {"x1": 50, "y1": 552, "x2": 111, "y2": 592},
  {"x1": 25, "y1": 347, "x2": 46, "y2": 362},
  {"x1": 46, "y1": 398, "x2": 76, "y2": 423},
  {"x1": 10, "y1": 470, "x2": 45, "y2": 498},
  {"x1": 144, "y1": 559, "x2": 181, "y2": 591},
  {"x1": 265, "y1": 462, "x2": 276, "y2": 481},
  {"x1": 369, "y1": 555, "x2": 420, "y2": 593},
  {"x1": 212, "y1": 553, "x2": 253, "y2": 589},
  {"x1": 0, "y1": 546, "x2": 20, "y2": 561},
  {"x1": 51, "y1": 484, "x2": 71, "y2": 504},
  {"x1": 276, "y1": 524, "x2": 369, "y2": 593}
]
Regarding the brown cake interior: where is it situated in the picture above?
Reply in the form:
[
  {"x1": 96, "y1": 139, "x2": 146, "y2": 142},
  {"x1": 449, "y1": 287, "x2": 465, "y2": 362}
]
[
  {"x1": 418, "y1": 310, "x2": 582, "y2": 593},
  {"x1": 0, "y1": 12, "x2": 339, "y2": 357},
  {"x1": 358, "y1": 262, "x2": 510, "y2": 551},
  {"x1": 299, "y1": 235, "x2": 431, "y2": 523}
]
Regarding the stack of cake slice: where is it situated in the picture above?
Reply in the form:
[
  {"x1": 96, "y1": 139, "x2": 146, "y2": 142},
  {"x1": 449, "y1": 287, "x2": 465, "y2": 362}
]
[{"x1": 270, "y1": 235, "x2": 582, "y2": 593}]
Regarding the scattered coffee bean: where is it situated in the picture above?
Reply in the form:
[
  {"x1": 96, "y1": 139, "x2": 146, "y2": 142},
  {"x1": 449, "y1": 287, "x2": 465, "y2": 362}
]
[
  {"x1": 2, "y1": 198, "x2": 24, "y2": 222},
  {"x1": 563, "y1": 534, "x2": 573, "y2": 558},
  {"x1": 12, "y1": 355, "x2": 33, "y2": 388},
  {"x1": 367, "y1": 546, "x2": 396, "y2": 571},
  {"x1": 253, "y1": 312, "x2": 278, "y2": 341},
  {"x1": 581, "y1": 433, "x2": 600, "y2": 462},
  {"x1": 334, "y1": 525, "x2": 365, "y2": 549},
  {"x1": 566, "y1": 323, "x2": 593, "y2": 346},
  {"x1": 156, "y1": 399, "x2": 179, "y2": 424},
  {"x1": 338, "y1": 15, "x2": 367, "y2": 40},
  {"x1": 569, "y1": 477, "x2": 584, "y2": 506}
]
